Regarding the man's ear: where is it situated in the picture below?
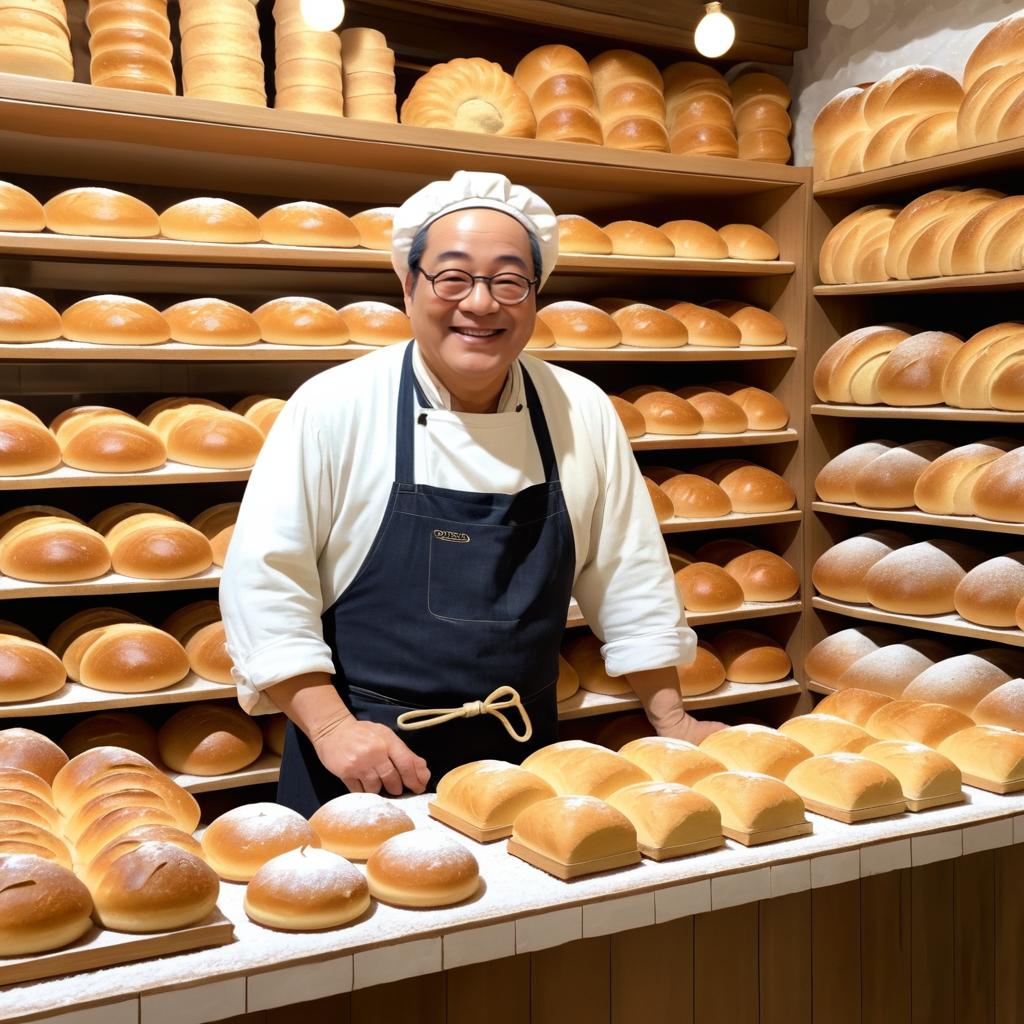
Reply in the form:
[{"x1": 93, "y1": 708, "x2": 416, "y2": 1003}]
[{"x1": 402, "y1": 273, "x2": 415, "y2": 317}]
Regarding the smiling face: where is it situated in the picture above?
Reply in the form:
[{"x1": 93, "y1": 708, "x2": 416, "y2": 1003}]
[{"x1": 403, "y1": 208, "x2": 537, "y2": 394}]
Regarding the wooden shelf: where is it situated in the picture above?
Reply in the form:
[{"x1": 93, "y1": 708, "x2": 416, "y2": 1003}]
[
  {"x1": 811, "y1": 403, "x2": 1024, "y2": 423},
  {"x1": 814, "y1": 271, "x2": 1024, "y2": 296},
  {"x1": 631, "y1": 428, "x2": 798, "y2": 450},
  {"x1": 0, "y1": 463, "x2": 250, "y2": 491},
  {"x1": 811, "y1": 596, "x2": 1024, "y2": 648},
  {"x1": 807, "y1": 680, "x2": 835, "y2": 696},
  {"x1": 661, "y1": 510, "x2": 802, "y2": 534},
  {"x1": 556, "y1": 677, "x2": 802, "y2": 720},
  {"x1": 813, "y1": 136, "x2": 1024, "y2": 201},
  {"x1": 0, "y1": 566, "x2": 221, "y2": 601},
  {"x1": 566, "y1": 599, "x2": 802, "y2": 632},
  {"x1": 812, "y1": 501, "x2": 1024, "y2": 537},
  {"x1": 0, "y1": 232, "x2": 794, "y2": 279},
  {"x1": 0, "y1": 673, "x2": 234, "y2": 719},
  {"x1": 171, "y1": 754, "x2": 282, "y2": 794},
  {"x1": 0, "y1": 340, "x2": 799, "y2": 364}
]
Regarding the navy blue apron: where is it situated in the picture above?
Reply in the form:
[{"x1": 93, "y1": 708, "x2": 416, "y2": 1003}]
[{"x1": 277, "y1": 342, "x2": 576, "y2": 816}]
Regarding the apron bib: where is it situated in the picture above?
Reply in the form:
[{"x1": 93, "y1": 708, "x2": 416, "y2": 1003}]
[{"x1": 278, "y1": 343, "x2": 576, "y2": 815}]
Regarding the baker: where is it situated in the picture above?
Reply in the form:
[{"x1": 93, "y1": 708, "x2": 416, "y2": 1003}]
[{"x1": 221, "y1": 171, "x2": 722, "y2": 816}]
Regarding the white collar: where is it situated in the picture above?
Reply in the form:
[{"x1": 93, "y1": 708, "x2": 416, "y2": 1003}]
[{"x1": 411, "y1": 342, "x2": 523, "y2": 413}]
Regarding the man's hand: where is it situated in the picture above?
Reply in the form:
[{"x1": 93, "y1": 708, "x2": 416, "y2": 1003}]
[
  {"x1": 312, "y1": 714, "x2": 431, "y2": 796},
  {"x1": 654, "y1": 713, "x2": 727, "y2": 745},
  {"x1": 623, "y1": 665, "x2": 727, "y2": 746}
]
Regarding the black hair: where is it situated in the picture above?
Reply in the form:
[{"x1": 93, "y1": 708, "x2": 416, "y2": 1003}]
[{"x1": 406, "y1": 214, "x2": 543, "y2": 292}]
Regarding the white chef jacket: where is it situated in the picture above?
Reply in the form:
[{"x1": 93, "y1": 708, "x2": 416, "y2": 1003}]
[{"x1": 220, "y1": 341, "x2": 696, "y2": 715}]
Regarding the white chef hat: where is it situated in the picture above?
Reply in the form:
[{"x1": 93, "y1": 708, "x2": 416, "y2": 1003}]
[{"x1": 390, "y1": 170, "x2": 559, "y2": 288}]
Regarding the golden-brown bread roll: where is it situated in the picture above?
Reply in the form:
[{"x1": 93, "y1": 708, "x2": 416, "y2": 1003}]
[
  {"x1": 52, "y1": 405, "x2": 165, "y2": 473},
  {"x1": 713, "y1": 382, "x2": 789, "y2": 427},
  {"x1": 140, "y1": 398, "x2": 264, "y2": 469},
  {"x1": 80, "y1": 826, "x2": 202, "y2": 892},
  {"x1": 973, "y1": 679, "x2": 1024, "y2": 731},
  {"x1": 903, "y1": 648, "x2": 1022, "y2": 713},
  {"x1": 528, "y1": 72, "x2": 597, "y2": 118},
  {"x1": 350, "y1": 207, "x2": 395, "y2": 250},
  {"x1": 938, "y1": 724, "x2": 1024, "y2": 788},
  {"x1": 233, "y1": 397, "x2": 285, "y2": 436},
  {"x1": 964, "y1": 15, "x2": 1024, "y2": 90},
  {"x1": 513, "y1": 43, "x2": 591, "y2": 97},
  {"x1": 713, "y1": 629, "x2": 791, "y2": 683},
  {"x1": 61, "y1": 295, "x2": 169, "y2": 346},
  {"x1": 718, "y1": 224, "x2": 779, "y2": 261},
  {"x1": 555, "y1": 653, "x2": 580, "y2": 701},
  {"x1": 819, "y1": 206, "x2": 898, "y2": 284},
  {"x1": 158, "y1": 704, "x2": 263, "y2": 776},
  {"x1": 162, "y1": 298, "x2": 260, "y2": 347},
  {"x1": 643, "y1": 477, "x2": 674, "y2": 522},
  {"x1": 815, "y1": 687, "x2": 894, "y2": 727},
  {"x1": 338, "y1": 301, "x2": 411, "y2": 346},
  {"x1": 608, "y1": 396, "x2": 645, "y2": 438},
  {"x1": 74, "y1": 804, "x2": 182, "y2": 865},
  {"x1": 63, "y1": 786, "x2": 180, "y2": 844},
  {"x1": 0, "y1": 764, "x2": 53, "y2": 806},
  {"x1": 662, "y1": 61, "x2": 730, "y2": 103},
  {"x1": 274, "y1": 57, "x2": 343, "y2": 92},
  {"x1": 971, "y1": 448, "x2": 1024, "y2": 524},
  {"x1": 691, "y1": 771, "x2": 806, "y2": 835},
  {"x1": 0, "y1": 788, "x2": 59, "y2": 830},
  {"x1": 0, "y1": 179, "x2": 44, "y2": 231},
  {"x1": 521, "y1": 739, "x2": 650, "y2": 798},
  {"x1": 785, "y1": 752, "x2": 903, "y2": 813},
  {"x1": 202, "y1": 802, "x2": 318, "y2": 882},
  {"x1": 816, "y1": 441, "x2": 895, "y2": 504},
  {"x1": 537, "y1": 302, "x2": 621, "y2": 349},
  {"x1": 711, "y1": 305, "x2": 787, "y2": 347},
  {"x1": 159, "y1": 198, "x2": 260, "y2": 243},
  {"x1": 618, "y1": 736, "x2": 725, "y2": 785},
  {"x1": 732, "y1": 72, "x2": 790, "y2": 113},
  {"x1": 695, "y1": 459, "x2": 796, "y2": 512},
  {"x1": 699, "y1": 725, "x2": 810, "y2": 779},
  {"x1": 63, "y1": 620, "x2": 189, "y2": 693},
  {"x1": 913, "y1": 439, "x2": 1019, "y2": 515},
  {"x1": 0, "y1": 631, "x2": 65, "y2": 702},
  {"x1": 882, "y1": 188, "x2": 967, "y2": 278},
  {"x1": 433, "y1": 759, "x2": 555, "y2": 832},
  {"x1": 602, "y1": 221, "x2": 674, "y2": 257},
  {"x1": 659, "y1": 473, "x2": 732, "y2": 519},
  {"x1": 401, "y1": 57, "x2": 536, "y2": 137},
  {"x1": 811, "y1": 529, "x2": 912, "y2": 603},
  {"x1": 162, "y1": 601, "x2": 233, "y2": 685},
  {"x1": 44, "y1": 187, "x2": 159, "y2": 238},
  {"x1": 662, "y1": 302, "x2": 741, "y2": 347},
  {"x1": 50, "y1": 745, "x2": 158, "y2": 813},
  {"x1": 510, "y1": 793, "x2": 637, "y2": 868},
  {"x1": 669, "y1": 122, "x2": 738, "y2": 157},
  {"x1": 852, "y1": 439, "x2": 952, "y2": 508},
  {"x1": 866, "y1": 699, "x2": 974, "y2": 748},
  {"x1": 860, "y1": 65, "x2": 961, "y2": 129},
  {"x1": 864, "y1": 538, "x2": 985, "y2": 615},
  {"x1": 90, "y1": 48, "x2": 175, "y2": 95},
  {"x1": 611, "y1": 304, "x2": 688, "y2": 349},
  {"x1": 724, "y1": 549, "x2": 799, "y2": 602},
  {"x1": 953, "y1": 556, "x2": 1024, "y2": 627},
  {"x1": 835, "y1": 639, "x2": 952, "y2": 698},
  {"x1": 632, "y1": 391, "x2": 702, "y2": 435},
  {"x1": 0, "y1": 286, "x2": 62, "y2": 343},
  {"x1": 677, "y1": 640, "x2": 727, "y2": 697},
  {"x1": 309, "y1": 792, "x2": 415, "y2": 861},
  {"x1": 903, "y1": 110, "x2": 959, "y2": 161},
  {"x1": 875, "y1": 332, "x2": 963, "y2": 406},
  {"x1": 942, "y1": 323, "x2": 1024, "y2": 407},
  {"x1": 562, "y1": 634, "x2": 631, "y2": 696},
  {"x1": 606, "y1": 781, "x2": 721, "y2": 855},
  {"x1": 59, "y1": 711, "x2": 160, "y2": 763},
  {"x1": 275, "y1": 85, "x2": 343, "y2": 115},
  {"x1": 556, "y1": 214, "x2": 612, "y2": 254},
  {"x1": 675, "y1": 561, "x2": 743, "y2": 612},
  {"x1": 253, "y1": 296, "x2": 350, "y2": 346},
  {"x1": 814, "y1": 327, "x2": 911, "y2": 403},
  {"x1": 244, "y1": 846, "x2": 370, "y2": 931},
  {"x1": 0, "y1": 403, "x2": 61, "y2": 476},
  {"x1": 944, "y1": 196, "x2": 1024, "y2": 277},
  {"x1": 590, "y1": 48, "x2": 661, "y2": 93},
  {"x1": 0, "y1": 854, "x2": 92, "y2": 955},
  {"x1": 778, "y1": 714, "x2": 874, "y2": 754},
  {"x1": 598, "y1": 80, "x2": 666, "y2": 123},
  {"x1": 658, "y1": 220, "x2": 728, "y2": 260},
  {"x1": 675, "y1": 387, "x2": 747, "y2": 433},
  {"x1": 92, "y1": 503, "x2": 213, "y2": 580},
  {"x1": 0, "y1": 507, "x2": 111, "y2": 582},
  {"x1": 804, "y1": 627, "x2": 898, "y2": 689},
  {"x1": 861, "y1": 739, "x2": 962, "y2": 803},
  {"x1": 189, "y1": 503, "x2": 239, "y2": 566},
  {"x1": 367, "y1": 830, "x2": 480, "y2": 906},
  {"x1": 69, "y1": 770, "x2": 199, "y2": 836}
]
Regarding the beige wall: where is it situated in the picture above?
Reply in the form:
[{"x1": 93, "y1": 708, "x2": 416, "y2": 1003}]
[{"x1": 788, "y1": 0, "x2": 1018, "y2": 165}]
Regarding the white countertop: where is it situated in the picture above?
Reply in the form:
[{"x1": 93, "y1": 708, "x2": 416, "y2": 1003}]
[{"x1": 5, "y1": 788, "x2": 1024, "y2": 1024}]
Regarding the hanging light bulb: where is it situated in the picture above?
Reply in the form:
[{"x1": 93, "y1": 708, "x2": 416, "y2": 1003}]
[
  {"x1": 299, "y1": 0, "x2": 346, "y2": 32},
  {"x1": 694, "y1": 2, "x2": 735, "y2": 58}
]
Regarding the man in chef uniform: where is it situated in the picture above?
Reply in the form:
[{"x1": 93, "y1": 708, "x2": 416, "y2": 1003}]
[{"x1": 221, "y1": 171, "x2": 723, "y2": 816}]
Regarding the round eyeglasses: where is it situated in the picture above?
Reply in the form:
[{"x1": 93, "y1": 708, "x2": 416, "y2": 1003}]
[{"x1": 419, "y1": 268, "x2": 538, "y2": 306}]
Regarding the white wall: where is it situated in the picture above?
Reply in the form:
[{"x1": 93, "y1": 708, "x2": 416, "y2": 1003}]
[{"x1": 788, "y1": 0, "x2": 1023, "y2": 165}]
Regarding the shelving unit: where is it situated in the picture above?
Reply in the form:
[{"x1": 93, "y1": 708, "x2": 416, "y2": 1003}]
[
  {"x1": 810, "y1": 404, "x2": 1024, "y2": 422},
  {"x1": 812, "y1": 502, "x2": 1024, "y2": 538}
]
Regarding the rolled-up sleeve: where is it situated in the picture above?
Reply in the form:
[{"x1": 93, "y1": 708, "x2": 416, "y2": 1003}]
[
  {"x1": 220, "y1": 397, "x2": 337, "y2": 715},
  {"x1": 572, "y1": 397, "x2": 697, "y2": 677}
]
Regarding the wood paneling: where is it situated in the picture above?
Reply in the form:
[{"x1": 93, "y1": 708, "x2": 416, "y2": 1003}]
[
  {"x1": 955, "y1": 852, "x2": 996, "y2": 1024},
  {"x1": 812, "y1": 880, "x2": 861, "y2": 1024},
  {"x1": 862, "y1": 870, "x2": 912, "y2": 1024},
  {"x1": 912, "y1": 861, "x2": 956, "y2": 1024},
  {"x1": 693, "y1": 904, "x2": 759, "y2": 1024},
  {"x1": 447, "y1": 956, "x2": 531, "y2": 1024},
  {"x1": 994, "y1": 844, "x2": 1024, "y2": 1024},
  {"x1": 610, "y1": 920, "x2": 694, "y2": 1024},
  {"x1": 351, "y1": 974, "x2": 445, "y2": 1024},
  {"x1": 531, "y1": 936, "x2": 610, "y2": 1024},
  {"x1": 759, "y1": 891, "x2": 811, "y2": 1024}
]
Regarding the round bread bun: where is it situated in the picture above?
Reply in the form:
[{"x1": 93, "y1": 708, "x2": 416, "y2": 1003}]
[
  {"x1": 233, "y1": 397, "x2": 284, "y2": 436},
  {"x1": 699, "y1": 725, "x2": 810, "y2": 781},
  {"x1": 70, "y1": 770, "x2": 199, "y2": 833},
  {"x1": 162, "y1": 298, "x2": 260, "y2": 346},
  {"x1": 338, "y1": 301, "x2": 411, "y2": 346},
  {"x1": 63, "y1": 787, "x2": 182, "y2": 844},
  {"x1": 811, "y1": 529, "x2": 911, "y2": 604},
  {"x1": 525, "y1": 317, "x2": 555, "y2": 349},
  {"x1": 814, "y1": 326, "x2": 912, "y2": 403},
  {"x1": 61, "y1": 295, "x2": 169, "y2": 346},
  {"x1": 50, "y1": 745, "x2": 158, "y2": 814},
  {"x1": 202, "y1": 802, "x2": 319, "y2": 882},
  {"x1": 815, "y1": 441, "x2": 895, "y2": 504},
  {"x1": 0, "y1": 788, "x2": 58, "y2": 829},
  {"x1": 815, "y1": 688, "x2": 895, "y2": 727},
  {"x1": 669, "y1": 121, "x2": 739, "y2": 158},
  {"x1": 717, "y1": 305, "x2": 788, "y2": 347},
  {"x1": 835, "y1": 638, "x2": 952, "y2": 698},
  {"x1": 601, "y1": 115, "x2": 669, "y2": 152},
  {"x1": 659, "y1": 220, "x2": 728, "y2": 260},
  {"x1": 677, "y1": 641, "x2": 727, "y2": 696},
  {"x1": 43, "y1": 187, "x2": 159, "y2": 238},
  {"x1": 644, "y1": 477, "x2": 675, "y2": 522},
  {"x1": 81, "y1": 826, "x2": 203, "y2": 890},
  {"x1": 0, "y1": 634, "x2": 65, "y2": 702},
  {"x1": 309, "y1": 792, "x2": 415, "y2": 861},
  {"x1": 189, "y1": 504, "x2": 238, "y2": 565},
  {"x1": 513, "y1": 43, "x2": 592, "y2": 97},
  {"x1": 714, "y1": 629, "x2": 791, "y2": 683},
  {"x1": 96, "y1": 506, "x2": 214, "y2": 580},
  {"x1": 159, "y1": 198, "x2": 260, "y2": 243},
  {"x1": 695, "y1": 459, "x2": 796, "y2": 512},
  {"x1": 0, "y1": 507, "x2": 111, "y2": 583},
  {"x1": 973, "y1": 678, "x2": 1024, "y2": 731},
  {"x1": 563, "y1": 632, "x2": 632, "y2": 696},
  {"x1": 0, "y1": 854, "x2": 92, "y2": 955},
  {"x1": 675, "y1": 387, "x2": 748, "y2": 433},
  {"x1": 244, "y1": 845, "x2": 370, "y2": 930},
  {"x1": 611, "y1": 304, "x2": 688, "y2": 349},
  {"x1": 724, "y1": 549, "x2": 799, "y2": 602},
  {"x1": 972, "y1": 448, "x2": 1024, "y2": 524},
  {"x1": 158, "y1": 704, "x2": 263, "y2": 776},
  {"x1": 350, "y1": 207, "x2": 395, "y2": 250},
  {"x1": 0, "y1": 407, "x2": 61, "y2": 476},
  {"x1": 0, "y1": 179, "x2": 44, "y2": 231},
  {"x1": 0, "y1": 727, "x2": 67, "y2": 784},
  {"x1": 60, "y1": 712, "x2": 159, "y2": 763},
  {"x1": 865, "y1": 699, "x2": 975, "y2": 749},
  {"x1": 48, "y1": 606, "x2": 142, "y2": 660},
  {"x1": 876, "y1": 331, "x2": 963, "y2": 406},
  {"x1": 632, "y1": 391, "x2": 703, "y2": 435},
  {"x1": 602, "y1": 220, "x2": 674, "y2": 257},
  {"x1": 254, "y1": 296, "x2": 350, "y2": 346},
  {"x1": 718, "y1": 224, "x2": 779, "y2": 260},
  {"x1": 366, "y1": 830, "x2": 480, "y2": 907},
  {"x1": 675, "y1": 561, "x2": 743, "y2": 612},
  {"x1": 259, "y1": 202, "x2": 360, "y2": 248},
  {"x1": 659, "y1": 473, "x2": 732, "y2": 519},
  {"x1": 864, "y1": 539, "x2": 985, "y2": 615},
  {"x1": 52, "y1": 407, "x2": 166, "y2": 473},
  {"x1": 953, "y1": 554, "x2": 1024, "y2": 627},
  {"x1": 557, "y1": 654, "x2": 580, "y2": 701},
  {"x1": 608, "y1": 395, "x2": 645, "y2": 438},
  {"x1": 142, "y1": 401, "x2": 264, "y2": 470},
  {"x1": 75, "y1": 804, "x2": 182, "y2": 865},
  {"x1": 852, "y1": 439, "x2": 952, "y2": 509},
  {"x1": 903, "y1": 648, "x2": 1022, "y2": 714},
  {"x1": 0, "y1": 821, "x2": 71, "y2": 869},
  {"x1": 557, "y1": 214, "x2": 612, "y2": 254},
  {"x1": 537, "y1": 301, "x2": 621, "y2": 349},
  {"x1": 662, "y1": 302, "x2": 741, "y2": 348},
  {"x1": 62, "y1": 622, "x2": 190, "y2": 692},
  {"x1": 0, "y1": 287, "x2": 62, "y2": 342},
  {"x1": 91, "y1": 842, "x2": 219, "y2": 933}
]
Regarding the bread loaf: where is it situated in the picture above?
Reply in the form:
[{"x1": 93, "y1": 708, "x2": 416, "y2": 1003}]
[
  {"x1": 812, "y1": 529, "x2": 911, "y2": 603},
  {"x1": 852, "y1": 440, "x2": 951, "y2": 508},
  {"x1": 913, "y1": 439, "x2": 1018, "y2": 515},
  {"x1": 972, "y1": 678, "x2": 1024, "y2": 731},
  {"x1": 663, "y1": 62, "x2": 736, "y2": 157},
  {"x1": 602, "y1": 221, "x2": 674, "y2": 257},
  {"x1": 158, "y1": 704, "x2": 263, "y2": 775},
  {"x1": 942, "y1": 323, "x2": 1024, "y2": 407},
  {"x1": 0, "y1": 631, "x2": 65, "y2": 702},
  {"x1": 964, "y1": 14, "x2": 1024, "y2": 90},
  {"x1": 537, "y1": 302, "x2": 620, "y2": 349},
  {"x1": 834, "y1": 639, "x2": 951, "y2": 698},
  {"x1": 190, "y1": 503, "x2": 238, "y2": 565},
  {"x1": 953, "y1": 555, "x2": 1024, "y2": 626},
  {"x1": 819, "y1": 207, "x2": 899, "y2": 284},
  {"x1": 93, "y1": 503, "x2": 213, "y2": 580},
  {"x1": 606, "y1": 781, "x2": 721, "y2": 856},
  {"x1": 162, "y1": 601, "x2": 233, "y2": 684},
  {"x1": 590, "y1": 50, "x2": 667, "y2": 153},
  {"x1": 659, "y1": 473, "x2": 731, "y2": 519},
  {"x1": 44, "y1": 187, "x2": 159, "y2": 238},
  {"x1": 163, "y1": 298, "x2": 260, "y2": 347},
  {"x1": 695, "y1": 460, "x2": 795, "y2": 512},
  {"x1": 971, "y1": 448, "x2": 1024, "y2": 523},
  {"x1": 691, "y1": 771, "x2": 806, "y2": 835},
  {"x1": 610, "y1": 304, "x2": 688, "y2": 349},
  {"x1": 0, "y1": 403, "x2": 61, "y2": 476},
  {"x1": 338, "y1": 302, "x2": 411, "y2": 347},
  {"x1": 875, "y1": 332, "x2": 963, "y2": 405},
  {"x1": 52, "y1": 407, "x2": 165, "y2": 473},
  {"x1": 308, "y1": 791, "x2": 415, "y2": 861},
  {"x1": 141, "y1": 398, "x2": 264, "y2": 469},
  {"x1": 50, "y1": 746, "x2": 159, "y2": 815},
  {"x1": 632, "y1": 390, "x2": 702, "y2": 435},
  {"x1": 520, "y1": 739, "x2": 650, "y2": 798},
  {"x1": 643, "y1": 477, "x2": 674, "y2": 522},
  {"x1": 563, "y1": 633, "x2": 632, "y2": 696},
  {"x1": 60, "y1": 711, "x2": 159, "y2": 763},
  {"x1": 937, "y1": 724, "x2": 1024, "y2": 790},
  {"x1": 0, "y1": 287, "x2": 62, "y2": 343},
  {"x1": 865, "y1": 538, "x2": 985, "y2": 614},
  {"x1": 722, "y1": 549, "x2": 798, "y2": 602},
  {"x1": 814, "y1": 327, "x2": 911, "y2": 403},
  {"x1": 0, "y1": 179, "x2": 44, "y2": 231},
  {"x1": 350, "y1": 208, "x2": 395, "y2": 250},
  {"x1": 713, "y1": 382, "x2": 788, "y2": 427},
  {"x1": 0, "y1": 820, "x2": 71, "y2": 869},
  {"x1": 556, "y1": 214, "x2": 612, "y2": 255},
  {"x1": 202, "y1": 802, "x2": 318, "y2": 881},
  {"x1": 659, "y1": 220, "x2": 728, "y2": 260},
  {"x1": 785, "y1": 752, "x2": 904, "y2": 814},
  {"x1": 816, "y1": 441, "x2": 894, "y2": 504},
  {"x1": 718, "y1": 224, "x2": 779, "y2": 261},
  {"x1": 516, "y1": 47, "x2": 601, "y2": 144},
  {"x1": 159, "y1": 198, "x2": 259, "y2": 243},
  {"x1": 69, "y1": 771, "x2": 200, "y2": 836},
  {"x1": 661, "y1": 302, "x2": 740, "y2": 347},
  {"x1": 0, "y1": 507, "x2": 111, "y2": 582},
  {"x1": 865, "y1": 699, "x2": 974, "y2": 748},
  {"x1": 700, "y1": 724, "x2": 809, "y2": 779},
  {"x1": 903, "y1": 648, "x2": 1023, "y2": 712},
  {"x1": 617, "y1": 735, "x2": 725, "y2": 785},
  {"x1": 234, "y1": 397, "x2": 285, "y2": 436},
  {"x1": 0, "y1": 855, "x2": 92, "y2": 955},
  {"x1": 61, "y1": 295, "x2": 169, "y2": 346},
  {"x1": 367, "y1": 830, "x2": 480, "y2": 906},
  {"x1": 432, "y1": 760, "x2": 555, "y2": 833},
  {"x1": 253, "y1": 296, "x2": 349, "y2": 346},
  {"x1": 815, "y1": 687, "x2": 894, "y2": 727},
  {"x1": 674, "y1": 386, "x2": 747, "y2": 433},
  {"x1": 778, "y1": 713, "x2": 874, "y2": 754},
  {"x1": 513, "y1": 43, "x2": 591, "y2": 97},
  {"x1": 608, "y1": 396, "x2": 645, "y2": 438},
  {"x1": 675, "y1": 561, "x2": 743, "y2": 612}
]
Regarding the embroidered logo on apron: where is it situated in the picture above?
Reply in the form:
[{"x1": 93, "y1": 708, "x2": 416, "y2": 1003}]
[{"x1": 433, "y1": 529, "x2": 471, "y2": 543}]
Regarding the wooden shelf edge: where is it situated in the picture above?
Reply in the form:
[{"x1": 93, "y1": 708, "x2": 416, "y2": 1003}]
[
  {"x1": 810, "y1": 596, "x2": 1024, "y2": 648},
  {"x1": 810, "y1": 403, "x2": 1024, "y2": 422},
  {"x1": 807, "y1": 680, "x2": 835, "y2": 696},
  {"x1": 0, "y1": 568, "x2": 222, "y2": 601},
  {"x1": 566, "y1": 600, "x2": 802, "y2": 631},
  {"x1": 661, "y1": 510, "x2": 802, "y2": 534},
  {"x1": 814, "y1": 270, "x2": 1024, "y2": 296},
  {"x1": 172, "y1": 754, "x2": 282, "y2": 794},
  {"x1": 812, "y1": 502, "x2": 1024, "y2": 536},
  {"x1": 631, "y1": 429, "x2": 799, "y2": 451}
]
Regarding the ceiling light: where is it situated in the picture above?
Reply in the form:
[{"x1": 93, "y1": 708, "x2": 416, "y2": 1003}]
[
  {"x1": 300, "y1": 0, "x2": 346, "y2": 32},
  {"x1": 694, "y1": 2, "x2": 735, "y2": 58}
]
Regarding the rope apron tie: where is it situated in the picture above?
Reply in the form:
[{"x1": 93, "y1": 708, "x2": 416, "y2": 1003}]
[{"x1": 395, "y1": 684, "x2": 533, "y2": 743}]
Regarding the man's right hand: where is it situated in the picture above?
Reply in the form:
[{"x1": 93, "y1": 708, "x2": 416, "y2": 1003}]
[{"x1": 311, "y1": 714, "x2": 430, "y2": 796}]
